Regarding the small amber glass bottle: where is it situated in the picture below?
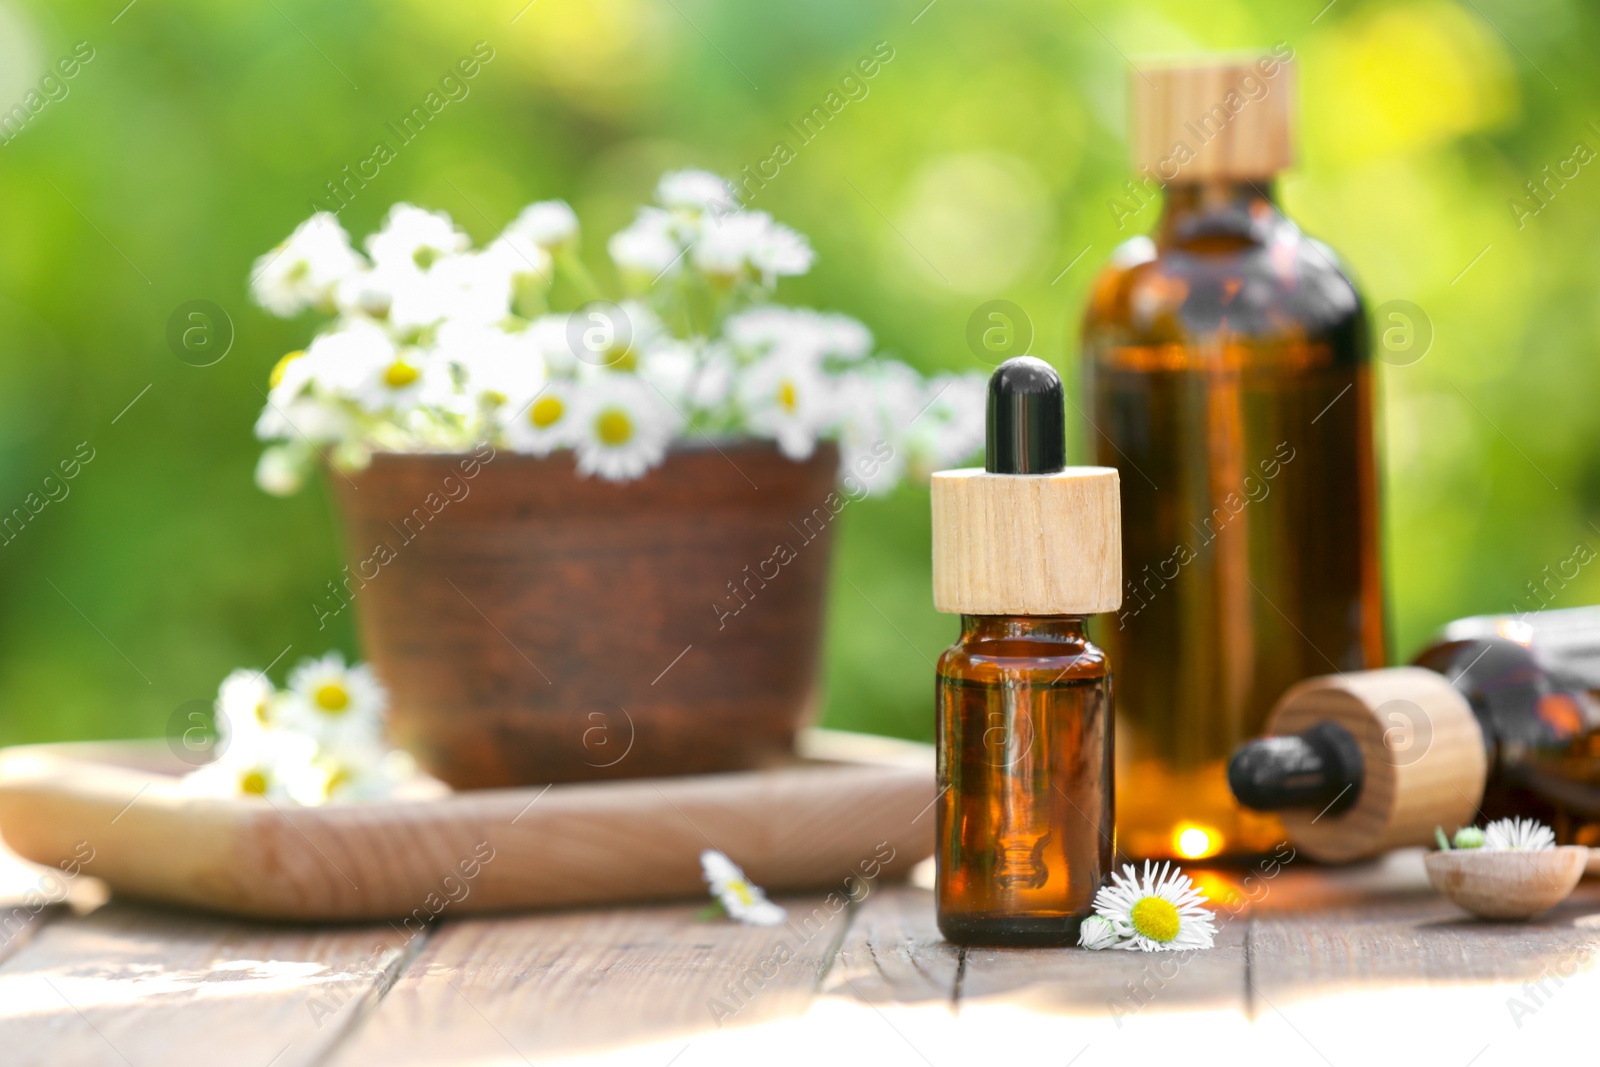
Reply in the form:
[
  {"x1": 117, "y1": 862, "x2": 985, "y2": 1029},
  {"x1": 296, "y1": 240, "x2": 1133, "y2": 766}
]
[
  {"x1": 1080, "y1": 57, "x2": 1385, "y2": 861},
  {"x1": 930, "y1": 358, "x2": 1121, "y2": 946}
]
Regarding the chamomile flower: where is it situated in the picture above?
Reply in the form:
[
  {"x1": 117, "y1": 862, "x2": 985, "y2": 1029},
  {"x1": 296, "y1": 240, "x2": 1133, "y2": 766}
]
[
  {"x1": 657, "y1": 170, "x2": 738, "y2": 215},
  {"x1": 1078, "y1": 914, "x2": 1122, "y2": 950},
  {"x1": 332, "y1": 266, "x2": 397, "y2": 321},
  {"x1": 1091, "y1": 861, "x2": 1216, "y2": 952},
  {"x1": 573, "y1": 376, "x2": 678, "y2": 481},
  {"x1": 351, "y1": 349, "x2": 452, "y2": 416},
  {"x1": 252, "y1": 172, "x2": 995, "y2": 494},
  {"x1": 634, "y1": 338, "x2": 707, "y2": 411},
  {"x1": 253, "y1": 395, "x2": 351, "y2": 448},
  {"x1": 181, "y1": 729, "x2": 322, "y2": 805},
  {"x1": 571, "y1": 300, "x2": 668, "y2": 377},
  {"x1": 250, "y1": 212, "x2": 364, "y2": 316},
  {"x1": 503, "y1": 380, "x2": 579, "y2": 456},
  {"x1": 318, "y1": 747, "x2": 421, "y2": 803},
  {"x1": 254, "y1": 444, "x2": 310, "y2": 497},
  {"x1": 506, "y1": 199, "x2": 580, "y2": 250},
  {"x1": 747, "y1": 218, "x2": 814, "y2": 284},
  {"x1": 723, "y1": 307, "x2": 868, "y2": 364},
  {"x1": 701, "y1": 849, "x2": 786, "y2": 926},
  {"x1": 738, "y1": 350, "x2": 832, "y2": 461},
  {"x1": 608, "y1": 208, "x2": 684, "y2": 282},
  {"x1": 281, "y1": 652, "x2": 387, "y2": 757},
  {"x1": 214, "y1": 668, "x2": 278, "y2": 753},
  {"x1": 423, "y1": 251, "x2": 515, "y2": 327},
  {"x1": 903, "y1": 372, "x2": 988, "y2": 480},
  {"x1": 365, "y1": 203, "x2": 470, "y2": 274},
  {"x1": 277, "y1": 321, "x2": 397, "y2": 403},
  {"x1": 436, "y1": 320, "x2": 546, "y2": 412},
  {"x1": 1483, "y1": 817, "x2": 1556, "y2": 851},
  {"x1": 693, "y1": 211, "x2": 812, "y2": 284},
  {"x1": 829, "y1": 364, "x2": 922, "y2": 495},
  {"x1": 484, "y1": 233, "x2": 554, "y2": 293}
]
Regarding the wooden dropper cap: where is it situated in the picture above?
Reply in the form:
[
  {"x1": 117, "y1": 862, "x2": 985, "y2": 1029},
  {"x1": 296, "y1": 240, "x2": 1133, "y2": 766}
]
[
  {"x1": 931, "y1": 358, "x2": 1121, "y2": 616},
  {"x1": 1131, "y1": 54, "x2": 1295, "y2": 180},
  {"x1": 1240, "y1": 668, "x2": 1489, "y2": 864}
]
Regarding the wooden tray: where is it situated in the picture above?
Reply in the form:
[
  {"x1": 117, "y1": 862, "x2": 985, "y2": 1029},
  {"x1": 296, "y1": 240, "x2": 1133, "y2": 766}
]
[{"x1": 0, "y1": 729, "x2": 934, "y2": 922}]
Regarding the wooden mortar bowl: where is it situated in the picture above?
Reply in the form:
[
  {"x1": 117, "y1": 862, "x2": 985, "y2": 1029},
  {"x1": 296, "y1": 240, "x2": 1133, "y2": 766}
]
[{"x1": 1423, "y1": 846, "x2": 1587, "y2": 920}]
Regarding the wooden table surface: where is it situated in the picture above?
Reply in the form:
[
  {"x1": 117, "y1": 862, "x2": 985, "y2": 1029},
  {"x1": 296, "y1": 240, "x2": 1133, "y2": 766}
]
[{"x1": 1, "y1": 842, "x2": 1594, "y2": 1066}]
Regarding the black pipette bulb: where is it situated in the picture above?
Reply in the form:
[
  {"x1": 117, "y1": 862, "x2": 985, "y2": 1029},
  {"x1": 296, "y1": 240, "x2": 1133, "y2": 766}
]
[{"x1": 985, "y1": 356, "x2": 1066, "y2": 475}]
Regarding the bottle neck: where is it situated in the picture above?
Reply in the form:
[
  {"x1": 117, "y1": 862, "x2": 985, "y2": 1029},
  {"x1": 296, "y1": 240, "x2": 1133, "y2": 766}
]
[
  {"x1": 959, "y1": 615, "x2": 1089, "y2": 642},
  {"x1": 1156, "y1": 177, "x2": 1280, "y2": 246}
]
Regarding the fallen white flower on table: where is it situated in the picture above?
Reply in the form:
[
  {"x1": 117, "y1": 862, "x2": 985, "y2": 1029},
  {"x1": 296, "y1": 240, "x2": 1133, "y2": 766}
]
[
  {"x1": 1077, "y1": 913, "x2": 1120, "y2": 950},
  {"x1": 281, "y1": 651, "x2": 387, "y2": 758},
  {"x1": 183, "y1": 652, "x2": 417, "y2": 805},
  {"x1": 1483, "y1": 817, "x2": 1556, "y2": 852},
  {"x1": 701, "y1": 849, "x2": 787, "y2": 926},
  {"x1": 1086, "y1": 861, "x2": 1216, "y2": 952},
  {"x1": 182, "y1": 728, "x2": 323, "y2": 805}
]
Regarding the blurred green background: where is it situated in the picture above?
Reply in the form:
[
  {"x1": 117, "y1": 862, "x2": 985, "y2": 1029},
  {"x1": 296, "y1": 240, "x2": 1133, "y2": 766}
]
[{"x1": 0, "y1": 0, "x2": 1595, "y2": 747}]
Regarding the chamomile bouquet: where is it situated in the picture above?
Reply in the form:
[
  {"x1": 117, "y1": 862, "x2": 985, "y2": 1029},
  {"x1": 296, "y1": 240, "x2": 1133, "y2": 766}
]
[{"x1": 250, "y1": 170, "x2": 985, "y2": 493}]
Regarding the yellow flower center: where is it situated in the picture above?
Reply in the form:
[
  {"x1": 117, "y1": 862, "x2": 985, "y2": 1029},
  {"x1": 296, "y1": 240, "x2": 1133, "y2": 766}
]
[
  {"x1": 777, "y1": 380, "x2": 798, "y2": 413},
  {"x1": 240, "y1": 770, "x2": 269, "y2": 796},
  {"x1": 384, "y1": 361, "x2": 420, "y2": 388},
  {"x1": 595, "y1": 407, "x2": 635, "y2": 447},
  {"x1": 1129, "y1": 896, "x2": 1181, "y2": 943},
  {"x1": 254, "y1": 700, "x2": 271, "y2": 726},
  {"x1": 324, "y1": 765, "x2": 353, "y2": 799},
  {"x1": 605, "y1": 346, "x2": 637, "y2": 372},
  {"x1": 314, "y1": 682, "x2": 351, "y2": 714},
  {"x1": 270, "y1": 350, "x2": 304, "y2": 389},
  {"x1": 729, "y1": 880, "x2": 754, "y2": 906},
  {"x1": 530, "y1": 395, "x2": 565, "y2": 428}
]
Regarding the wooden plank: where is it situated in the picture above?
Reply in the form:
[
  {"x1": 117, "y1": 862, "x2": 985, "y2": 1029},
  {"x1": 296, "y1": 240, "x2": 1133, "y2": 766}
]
[
  {"x1": 816, "y1": 883, "x2": 958, "y2": 1004},
  {"x1": 1246, "y1": 848, "x2": 1600, "y2": 1065},
  {"x1": 0, "y1": 840, "x2": 104, "y2": 967},
  {"x1": 330, "y1": 893, "x2": 855, "y2": 1066},
  {"x1": 0, "y1": 903, "x2": 417, "y2": 1067},
  {"x1": 789, "y1": 882, "x2": 964, "y2": 1066}
]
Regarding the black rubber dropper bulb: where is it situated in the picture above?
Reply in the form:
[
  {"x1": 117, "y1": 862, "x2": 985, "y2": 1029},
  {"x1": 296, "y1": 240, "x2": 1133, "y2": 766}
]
[
  {"x1": 986, "y1": 356, "x2": 1066, "y2": 475},
  {"x1": 1228, "y1": 721, "x2": 1367, "y2": 816}
]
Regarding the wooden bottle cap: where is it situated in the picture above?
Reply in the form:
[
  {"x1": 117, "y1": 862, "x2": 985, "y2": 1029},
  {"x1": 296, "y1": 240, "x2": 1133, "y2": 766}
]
[
  {"x1": 930, "y1": 466, "x2": 1121, "y2": 616},
  {"x1": 1131, "y1": 55, "x2": 1295, "y2": 180},
  {"x1": 1266, "y1": 667, "x2": 1489, "y2": 863}
]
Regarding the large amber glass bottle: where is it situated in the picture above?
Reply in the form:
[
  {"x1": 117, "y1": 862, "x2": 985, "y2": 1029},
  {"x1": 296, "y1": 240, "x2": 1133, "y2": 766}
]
[{"x1": 1080, "y1": 58, "x2": 1386, "y2": 860}]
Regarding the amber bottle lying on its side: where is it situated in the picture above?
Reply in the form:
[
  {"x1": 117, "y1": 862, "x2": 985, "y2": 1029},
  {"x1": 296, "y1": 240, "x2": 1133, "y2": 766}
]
[
  {"x1": 1080, "y1": 55, "x2": 1385, "y2": 861},
  {"x1": 1230, "y1": 605, "x2": 1600, "y2": 862}
]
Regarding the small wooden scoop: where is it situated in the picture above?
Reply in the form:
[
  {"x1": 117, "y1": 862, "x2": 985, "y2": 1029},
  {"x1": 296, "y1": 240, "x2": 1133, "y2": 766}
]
[{"x1": 1423, "y1": 846, "x2": 1587, "y2": 920}]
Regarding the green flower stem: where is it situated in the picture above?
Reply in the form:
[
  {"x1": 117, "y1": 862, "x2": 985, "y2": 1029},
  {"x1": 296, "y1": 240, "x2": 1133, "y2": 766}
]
[{"x1": 556, "y1": 247, "x2": 604, "y2": 305}]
